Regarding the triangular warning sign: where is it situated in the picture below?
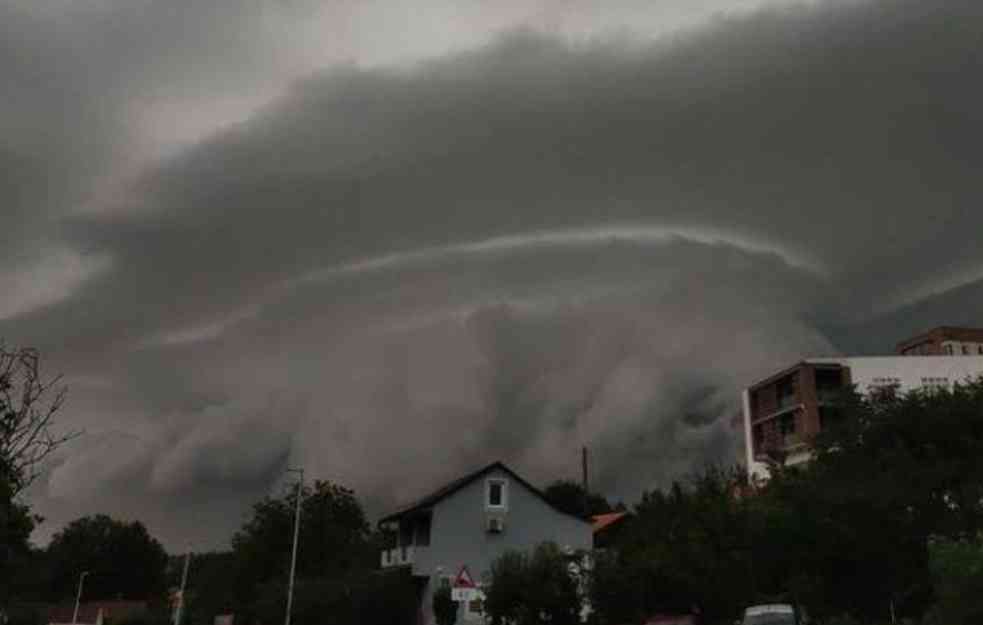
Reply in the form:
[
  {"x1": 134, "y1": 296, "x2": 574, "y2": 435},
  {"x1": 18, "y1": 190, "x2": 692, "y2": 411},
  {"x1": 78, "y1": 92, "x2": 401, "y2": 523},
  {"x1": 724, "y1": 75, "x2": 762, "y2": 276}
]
[{"x1": 453, "y1": 566, "x2": 476, "y2": 589}]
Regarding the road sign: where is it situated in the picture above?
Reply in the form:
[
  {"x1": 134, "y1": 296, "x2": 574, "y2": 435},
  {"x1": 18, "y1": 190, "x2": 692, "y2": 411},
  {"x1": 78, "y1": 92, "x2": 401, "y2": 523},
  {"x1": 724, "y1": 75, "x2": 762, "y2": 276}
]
[
  {"x1": 453, "y1": 566, "x2": 476, "y2": 589},
  {"x1": 451, "y1": 587, "x2": 477, "y2": 602},
  {"x1": 451, "y1": 566, "x2": 478, "y2": 601}
]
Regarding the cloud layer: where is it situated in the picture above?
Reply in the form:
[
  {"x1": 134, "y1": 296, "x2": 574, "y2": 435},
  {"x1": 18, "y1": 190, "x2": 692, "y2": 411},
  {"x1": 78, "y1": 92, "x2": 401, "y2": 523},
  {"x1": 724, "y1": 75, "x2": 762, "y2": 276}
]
[{"x1": 3, "y1": 0, "x2": 983, "y2": 549}]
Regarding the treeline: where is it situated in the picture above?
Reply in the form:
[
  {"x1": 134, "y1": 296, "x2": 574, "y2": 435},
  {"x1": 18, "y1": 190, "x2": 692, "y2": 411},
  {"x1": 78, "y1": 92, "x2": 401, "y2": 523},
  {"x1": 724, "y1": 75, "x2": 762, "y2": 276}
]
[
  {"x1": 2, "y1": 480, "x2": 416, "y2": 625},
  {"x1": 480, "y1": 379, "x2": 983, "y2": 625}
]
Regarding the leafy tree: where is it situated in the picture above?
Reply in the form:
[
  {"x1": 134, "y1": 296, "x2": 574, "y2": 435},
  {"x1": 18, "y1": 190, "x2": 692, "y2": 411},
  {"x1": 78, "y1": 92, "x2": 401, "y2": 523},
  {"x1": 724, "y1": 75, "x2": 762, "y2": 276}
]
[
  {"x1": 484, "y1": 543, "x2": 582, "y2": 625},
  {"x1": 231, "y1": 479, "x2": 373, "y2": 592},
  {"x1": 923, "y1": 538, "x2": 983, "y2": 625},
  {"x1": 0, "y1": 471, "x2": 39, "y2": 608},
  {"x1": 812, "y1": 378, "x2": 983, "y2": 543},
  {"x1": 177, "y1": 552, "x2": 240, "y2": 625},
  {"x1": 250, "y1": 569, "x2": 418, "y2": 625},
  {"x1": 604, "y1": 467, "x2": 751, "y2": 624},
  {"x1": 543, "y1": 480, "x2": 612, "y2": 518},
  {"x1": 432, "y1": 586, "x2": 457, "y2": 625},
  {"x1": 46, "y1": 515, "x2": 169, "y2": 602}
]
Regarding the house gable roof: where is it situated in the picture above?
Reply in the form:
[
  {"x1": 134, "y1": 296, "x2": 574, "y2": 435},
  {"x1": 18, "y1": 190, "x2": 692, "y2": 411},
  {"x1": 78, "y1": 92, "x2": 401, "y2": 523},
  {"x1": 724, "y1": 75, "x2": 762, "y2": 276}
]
[{"x1": 378, "y1": 461, "x2": 591, "y2": 525}]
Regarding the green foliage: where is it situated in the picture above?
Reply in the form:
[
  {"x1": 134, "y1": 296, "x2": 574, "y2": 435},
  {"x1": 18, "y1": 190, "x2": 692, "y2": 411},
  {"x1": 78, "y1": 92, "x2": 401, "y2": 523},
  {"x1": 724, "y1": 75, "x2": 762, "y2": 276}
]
[
  {"x1": 543, "y1": 481, "x2": 613, "y2": 518},
  {"x1": 593, "y1": 466, "x2": 750, "y2": 624},
  {"x1": 484, "y1": 543, "x2": 582, "y2": 625},
  {"x1": 231, "y1": 479, "x2": 372, "y2": 590},
  {"x1": 1, "y1": 472, "x2": 38, "y2": 606},
  {"x1": 206, "y1": 479, "x2": 380, "y2": 625},
  {"x1": 179, "y1": 552, "x2": 241, "y2": 625},
  {"x1": 922, "y1": 538, "x2": 983, "y2": 625},
  {"x1": 591, "y1": 379, "x2": 983, "y2": 624},
  {"x1": 432, "y1": 586, "x2": 457, "y2": 625},
  {"x1": 250, "y1": 569, "x2": 417, "y2": 625},
  {"x1": 46, "y1": 514, "x2": 169, "y2": 602}
]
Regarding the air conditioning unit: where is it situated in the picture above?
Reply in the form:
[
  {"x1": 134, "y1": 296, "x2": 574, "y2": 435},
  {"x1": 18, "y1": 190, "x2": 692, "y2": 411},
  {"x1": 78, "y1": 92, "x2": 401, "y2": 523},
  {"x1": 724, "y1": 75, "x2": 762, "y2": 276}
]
[{"x1": 486, "y1": 516, "x2": 505, "y2": 533}]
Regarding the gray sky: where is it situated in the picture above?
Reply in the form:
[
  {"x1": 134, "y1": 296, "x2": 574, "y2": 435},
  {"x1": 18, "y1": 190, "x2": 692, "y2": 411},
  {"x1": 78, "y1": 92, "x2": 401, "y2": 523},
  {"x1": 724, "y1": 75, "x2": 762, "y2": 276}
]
[{"x1": 3, "y1": 0, "x2": 982, "y2": 550}]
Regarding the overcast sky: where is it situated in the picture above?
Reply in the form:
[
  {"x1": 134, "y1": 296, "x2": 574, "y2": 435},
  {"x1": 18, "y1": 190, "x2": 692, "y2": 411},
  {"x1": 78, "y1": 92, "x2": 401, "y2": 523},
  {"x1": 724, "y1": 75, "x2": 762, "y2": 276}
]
[{"x1": 3, "y1": 0, "x2": 982, "y2": 550}]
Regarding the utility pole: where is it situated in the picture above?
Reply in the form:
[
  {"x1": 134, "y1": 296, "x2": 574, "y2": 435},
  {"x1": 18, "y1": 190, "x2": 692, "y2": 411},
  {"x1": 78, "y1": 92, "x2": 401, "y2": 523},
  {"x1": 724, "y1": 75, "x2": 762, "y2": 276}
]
[
  {"x1": 582, "y1": 446, "x2": 590, "y2": 517},
  {"x1": 72, "y1": 571, "x2": 89, "y2": 625},
  {"x1": 285, "y1": 468, "x2": 304, "y2": 625},
  {"x1": 173, "y1": 550, "x2": 192, "y2": 625}
]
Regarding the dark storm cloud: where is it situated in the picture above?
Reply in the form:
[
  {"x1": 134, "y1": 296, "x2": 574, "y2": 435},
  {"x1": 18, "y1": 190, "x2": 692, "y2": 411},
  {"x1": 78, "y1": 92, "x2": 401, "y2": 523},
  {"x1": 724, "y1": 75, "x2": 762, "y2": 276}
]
[{"x1": 5, "y1": 0, "x2": 983, "y2": 549}]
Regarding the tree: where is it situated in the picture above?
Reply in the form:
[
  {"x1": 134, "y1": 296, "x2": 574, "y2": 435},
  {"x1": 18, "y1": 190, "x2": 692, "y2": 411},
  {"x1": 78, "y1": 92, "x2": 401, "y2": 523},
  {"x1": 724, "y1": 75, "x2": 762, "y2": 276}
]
[
  {"x1": 0, "y1": 345, "x2": 74, "y2": 495},
  {"x1": 46, "y1": 515, "x2": 169, "y2": 602},
  {"x1": 543, "y1": 480, "x2": 612, "y2": 518},
  {"x1": 923, "y1": 538, "x2": 983, "y2": 625},
  {"x1": 602, "y1": 467, "x2": 752, "y2": 624},
  {"x1": 812, "y1": 378, "x2": 983, "y2": 543},
  {"x1": 432, "y1": 586, "x2": 457, "y2": 625},
  {"x1": 231, "y1": 480, "x2": 372, "y2": 590},
  {"x1": 484, "y1": 543, "x2": 582, "y2": 625},
  {"x1": 176, "y1": 552, "x2": 239, "y2": 625},
  {"x1": 0, "y1": 471, "x2": 39, "y2": 608}
]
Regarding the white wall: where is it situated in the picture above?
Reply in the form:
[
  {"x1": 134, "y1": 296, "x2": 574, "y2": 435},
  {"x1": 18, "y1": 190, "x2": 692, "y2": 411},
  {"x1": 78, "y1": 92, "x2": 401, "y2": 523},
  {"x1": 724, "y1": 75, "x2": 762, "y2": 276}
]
[{"x1": 836, "y1": 355, "x2": 983, "y2": 393}]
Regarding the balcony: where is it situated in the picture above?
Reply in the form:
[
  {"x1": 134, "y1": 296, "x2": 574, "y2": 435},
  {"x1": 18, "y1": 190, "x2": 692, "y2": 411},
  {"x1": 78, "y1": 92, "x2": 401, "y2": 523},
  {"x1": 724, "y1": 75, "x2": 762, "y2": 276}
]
[{"x1": 380, "y1": 545, "x2": 427, "y2": 569}]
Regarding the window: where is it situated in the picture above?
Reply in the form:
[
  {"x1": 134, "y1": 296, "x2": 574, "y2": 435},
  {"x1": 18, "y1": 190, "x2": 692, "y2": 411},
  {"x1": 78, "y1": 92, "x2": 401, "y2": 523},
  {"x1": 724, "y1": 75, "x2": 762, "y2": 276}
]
[
  {"x1": 978, "y1": 345, "x2": 983, "y2": 355},
  {"x1": 921, "y1": 377, "x2": 949, "y2": 392},
  {"x1": 945, "y1": 344, "x2": 954, "y2": 355},
  {"x1": 752, "y1": 423, "x2": 764, "y2": 453},
  {"x1": 776, "y1": 375, "x2": 796, "y2": 408},
  {"x1": 962, "y1": 345, "x2": 970, "y2": 355},
  {"x1": 779, "y1": 413, "x2": 796, "y2": 435},
  {"x1": 486, "y1": 479, "x2": 507, "y2": 509}
]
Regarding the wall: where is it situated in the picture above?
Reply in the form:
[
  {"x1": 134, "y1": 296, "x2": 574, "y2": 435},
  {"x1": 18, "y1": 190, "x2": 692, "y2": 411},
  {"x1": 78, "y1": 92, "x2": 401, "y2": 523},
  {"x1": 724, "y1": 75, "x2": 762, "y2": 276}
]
[
  {"x1": 413, "y1": 466, "x2": 593, "y2": 625},
  {"x1": 824, "y1": 356, "x2": 983, "y2": 394}
]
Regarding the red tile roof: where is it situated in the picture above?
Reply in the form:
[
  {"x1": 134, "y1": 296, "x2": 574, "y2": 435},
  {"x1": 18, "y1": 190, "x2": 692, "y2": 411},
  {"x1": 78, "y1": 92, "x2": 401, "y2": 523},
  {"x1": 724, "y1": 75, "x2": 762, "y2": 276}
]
[{"x1": 591, "y1": 511, "x2": 627, "y2": 533}]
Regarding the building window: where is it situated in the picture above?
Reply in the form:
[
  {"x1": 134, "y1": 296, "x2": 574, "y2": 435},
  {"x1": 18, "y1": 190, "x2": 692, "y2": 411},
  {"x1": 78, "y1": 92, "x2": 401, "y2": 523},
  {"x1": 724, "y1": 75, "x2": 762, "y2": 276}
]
[
  {"x1": 752, "y1": 423, "x2": 764, "y2": 455},
  {"x1": 945, "y1": 344, "x2": 954, "y2": 355},
  {"x1": 778, "y1": 413, "x2": 798, "y2": 446},
  {"x1": 487, "y1": 479, "x2": 507, "y2": 509},
  {"x1": 776, "y1": 375, "x2": 797, "y2": 409},
  {"x1": 921, "y1": 377, "x2": 949, "y2": 392},
  {"x1": 963, "y1": 345, "x2": 970, "y2": 355},
  {"x1": 978, "y1": 345, "x2": 983, "y2": 355}
]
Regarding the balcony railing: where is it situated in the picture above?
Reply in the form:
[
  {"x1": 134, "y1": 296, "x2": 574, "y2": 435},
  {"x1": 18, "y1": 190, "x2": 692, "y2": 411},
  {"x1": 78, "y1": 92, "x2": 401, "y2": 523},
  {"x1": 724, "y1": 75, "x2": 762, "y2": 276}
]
[{"x1": 380, "y1": 545, "x2": 419, "y2": 568}]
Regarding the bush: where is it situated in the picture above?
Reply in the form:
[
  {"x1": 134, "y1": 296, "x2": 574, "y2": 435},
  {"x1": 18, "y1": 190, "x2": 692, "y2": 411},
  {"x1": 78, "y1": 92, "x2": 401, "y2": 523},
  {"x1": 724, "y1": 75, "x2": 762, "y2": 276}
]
[
  {"x1": 432, "y1": 586, "x2": 457, "y2": 625},
  {"x1": 484, "y1": 543, "x2": 582, "y2": 625}
]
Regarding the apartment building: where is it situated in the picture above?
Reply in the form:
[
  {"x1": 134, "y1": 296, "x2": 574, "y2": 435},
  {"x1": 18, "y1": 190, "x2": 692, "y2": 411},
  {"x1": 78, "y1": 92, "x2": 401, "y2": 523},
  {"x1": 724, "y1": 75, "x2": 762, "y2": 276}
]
[{"x1": 742, "y1": 327, "x2": 983, "y2": 481}]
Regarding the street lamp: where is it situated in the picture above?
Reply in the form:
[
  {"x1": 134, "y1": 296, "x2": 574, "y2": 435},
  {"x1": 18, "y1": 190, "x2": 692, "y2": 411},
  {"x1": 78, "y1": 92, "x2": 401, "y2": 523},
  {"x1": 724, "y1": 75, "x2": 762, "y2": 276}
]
[
  {"x1": 72, "y1": 571, "x2": 90, "y2": 625},
  {"x1": 173, "y1": 550, "x2": 192, "y2": 625},
  {"x1": 284, "y1": 468, "x2": 304, "y2": 625}
]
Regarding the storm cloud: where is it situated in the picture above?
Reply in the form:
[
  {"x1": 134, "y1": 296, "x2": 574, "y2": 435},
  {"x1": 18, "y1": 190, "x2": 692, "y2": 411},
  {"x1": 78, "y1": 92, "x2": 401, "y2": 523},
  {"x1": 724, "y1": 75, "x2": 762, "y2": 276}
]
[{"x1": 3, "y1": 0, "x2": 983, "y2": 549}]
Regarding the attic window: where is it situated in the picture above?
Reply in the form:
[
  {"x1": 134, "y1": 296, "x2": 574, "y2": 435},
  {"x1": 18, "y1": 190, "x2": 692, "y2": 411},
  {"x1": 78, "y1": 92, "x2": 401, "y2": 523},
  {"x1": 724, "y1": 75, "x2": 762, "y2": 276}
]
[{"x1": 486, "y1": 479, "x2": 507, "y2": 509}]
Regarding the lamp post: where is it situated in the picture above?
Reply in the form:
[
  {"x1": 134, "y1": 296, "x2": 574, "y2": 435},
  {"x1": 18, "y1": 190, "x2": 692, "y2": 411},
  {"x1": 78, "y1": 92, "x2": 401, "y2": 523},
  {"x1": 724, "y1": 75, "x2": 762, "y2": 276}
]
[
  {"x1": 284, "y1": 468, "x2": 304, "y2": 625},
  {"x1": 72, "y1": 571, "x2": 90, "y2": 625},
  {"x1": 173, "y1": 550, "x2": 192, "y2": 625}
]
